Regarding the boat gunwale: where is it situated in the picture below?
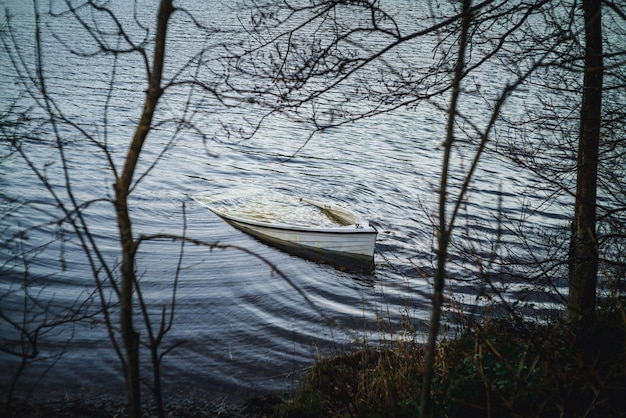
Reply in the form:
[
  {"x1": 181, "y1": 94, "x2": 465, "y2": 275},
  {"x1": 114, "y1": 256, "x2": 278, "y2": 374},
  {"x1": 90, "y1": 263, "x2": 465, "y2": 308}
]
[{"x1": 193, "y1": 196, "x2": 376, "y2": 234}]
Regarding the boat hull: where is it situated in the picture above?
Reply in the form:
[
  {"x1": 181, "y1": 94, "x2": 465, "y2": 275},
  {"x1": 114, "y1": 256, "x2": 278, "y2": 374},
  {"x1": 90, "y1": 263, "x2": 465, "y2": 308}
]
[
  {"x1": 222, "y1": 217, "x2": 377, "y2": 273},
  {"x1": 193, "y1": 191, "x2": 377, "y2": 273}
]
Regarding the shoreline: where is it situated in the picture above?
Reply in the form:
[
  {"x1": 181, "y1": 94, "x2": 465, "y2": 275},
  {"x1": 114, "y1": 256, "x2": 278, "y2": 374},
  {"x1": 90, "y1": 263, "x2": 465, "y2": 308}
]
[{"x1": 2, "y1": 392, "x2": 285, "y2": 417}]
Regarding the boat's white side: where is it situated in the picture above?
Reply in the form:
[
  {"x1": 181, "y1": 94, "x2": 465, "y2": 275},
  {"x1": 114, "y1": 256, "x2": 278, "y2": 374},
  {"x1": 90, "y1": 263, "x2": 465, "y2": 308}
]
[
  {"x1": 206, "y1": 204, "x2": 377, "y2": 258},
  {"x1": 193, "y1": 194, "x2": 377, "y2": 259}
]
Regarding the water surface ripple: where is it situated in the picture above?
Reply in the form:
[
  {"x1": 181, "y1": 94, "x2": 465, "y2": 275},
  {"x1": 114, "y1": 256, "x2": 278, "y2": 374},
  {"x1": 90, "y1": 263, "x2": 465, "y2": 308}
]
[{"x1": 0, "y1": 1, "x2": 570, "y2": 404}]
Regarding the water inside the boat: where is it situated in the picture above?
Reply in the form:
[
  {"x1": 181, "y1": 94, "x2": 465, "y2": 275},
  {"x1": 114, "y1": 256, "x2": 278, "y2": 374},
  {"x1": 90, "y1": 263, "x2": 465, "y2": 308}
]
[{"x1": 194, "y1": 188, "x2": 353, "y2": 228}]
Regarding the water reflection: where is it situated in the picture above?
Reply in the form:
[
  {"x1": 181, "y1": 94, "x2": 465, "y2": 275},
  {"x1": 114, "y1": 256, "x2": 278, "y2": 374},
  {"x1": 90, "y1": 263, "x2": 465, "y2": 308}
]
[{"x1": 0, "y1": 0, "x2": 570, "y2": 405}]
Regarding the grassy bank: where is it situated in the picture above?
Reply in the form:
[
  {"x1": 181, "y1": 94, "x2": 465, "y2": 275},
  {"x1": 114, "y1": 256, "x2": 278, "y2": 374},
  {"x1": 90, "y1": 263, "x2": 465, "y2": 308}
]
[{"x1": 278, "y1": 306, "x2": 626, "y2": 417}]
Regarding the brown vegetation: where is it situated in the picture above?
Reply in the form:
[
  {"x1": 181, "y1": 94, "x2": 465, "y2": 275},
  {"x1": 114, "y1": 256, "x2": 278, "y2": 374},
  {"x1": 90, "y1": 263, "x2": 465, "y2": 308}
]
[{"x1": 279, "y1": 306, "x2": 626, "y2": 417}]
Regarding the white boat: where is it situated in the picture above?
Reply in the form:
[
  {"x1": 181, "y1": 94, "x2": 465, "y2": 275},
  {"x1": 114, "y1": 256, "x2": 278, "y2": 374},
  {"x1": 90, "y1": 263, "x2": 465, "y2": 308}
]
[{"x1": 193, "y1": 189, "x2": 377, "y2": 273}]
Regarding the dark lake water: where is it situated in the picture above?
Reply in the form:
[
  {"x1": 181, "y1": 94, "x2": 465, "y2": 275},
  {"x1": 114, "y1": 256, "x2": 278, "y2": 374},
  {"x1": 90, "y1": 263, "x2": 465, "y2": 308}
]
[{"x1": 1, "y1": 0, "x2": 573, "y2": 405}]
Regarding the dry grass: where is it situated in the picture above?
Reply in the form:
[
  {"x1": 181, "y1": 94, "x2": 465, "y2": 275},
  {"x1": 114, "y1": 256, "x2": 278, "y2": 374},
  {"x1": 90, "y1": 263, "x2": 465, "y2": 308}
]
[{"x1": 279, "y1": 306, "x2": 626, "y2": 418}]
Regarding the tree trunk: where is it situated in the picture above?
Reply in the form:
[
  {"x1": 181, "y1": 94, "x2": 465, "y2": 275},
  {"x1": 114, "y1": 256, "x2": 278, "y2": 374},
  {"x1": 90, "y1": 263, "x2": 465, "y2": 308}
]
[
  {"x1": 114, "y1": 194, "x2": 142, "y2": 418},
  {"x1": 114, "y1": 1, "x2": 174, "y2": 416},
  {"x1": 419, "y1": 1, "x2": 472, "y2": 416},
  {"x1": 568, "y1": 0, "x2": 602, "y2": 325}
]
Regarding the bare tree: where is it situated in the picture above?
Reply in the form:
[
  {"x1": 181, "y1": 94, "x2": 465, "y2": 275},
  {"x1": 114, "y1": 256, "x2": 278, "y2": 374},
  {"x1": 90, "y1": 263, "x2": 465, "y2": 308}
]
[
  {"x1": 0, "y1": 243, "x2": 97, "y2": 412},
  {"x1": 112, "y1": 2, "x2": 174, "y2": 415},
  {"x1": 1, "y1": 2, "x2": 329, "y2": 416},
  {"x1": 3, "y1": 0, "x2": 624, "y2": 415},
  {"x1": 567, "y1": 0, "x2": 604, "y2": 331},
  {"x1": 231, "y1": 0, "x2": 625, "y2": 412},
  {"x1": 2, "y1": 1, "x2": 199, "y2": 415}
]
